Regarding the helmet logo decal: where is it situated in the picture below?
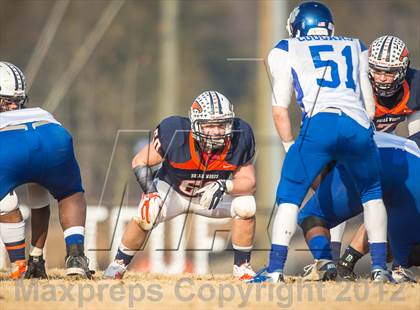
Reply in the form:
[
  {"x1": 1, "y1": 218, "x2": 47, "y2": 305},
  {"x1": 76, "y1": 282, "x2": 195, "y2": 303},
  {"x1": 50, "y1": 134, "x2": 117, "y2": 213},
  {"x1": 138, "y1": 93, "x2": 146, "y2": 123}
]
[
  {"x1": 399, "y1": 48, "x2": 409, "y2": 62},
  {"x1": 191, "y1": 101, "x2": 203, "y2": 113}
]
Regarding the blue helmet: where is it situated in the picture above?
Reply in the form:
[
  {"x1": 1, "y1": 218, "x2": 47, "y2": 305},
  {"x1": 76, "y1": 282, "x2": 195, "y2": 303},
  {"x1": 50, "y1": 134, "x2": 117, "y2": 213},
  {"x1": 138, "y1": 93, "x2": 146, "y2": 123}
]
[{"x1": 286, "y1": 2, "x2": 334, "y2": 38}]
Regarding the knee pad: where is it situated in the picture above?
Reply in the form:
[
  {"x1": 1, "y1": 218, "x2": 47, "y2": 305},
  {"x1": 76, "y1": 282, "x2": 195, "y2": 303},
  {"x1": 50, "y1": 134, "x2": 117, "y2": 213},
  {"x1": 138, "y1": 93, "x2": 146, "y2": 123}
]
[
  {"x1": 0, "y1": 192, "x2": 19, "y2": 216},
  {"x1": 231, "y1": 196, "x2": 256, "y2": 219},
  {"x1": 26, "y1": 183, "x2": 50, "y2": 209},
  {"x1": 133, "y1": 193, "x2": 163, "y2": 231},
  {"x1": 300, "y1": 216, "x2": 328, "y2": 236}
]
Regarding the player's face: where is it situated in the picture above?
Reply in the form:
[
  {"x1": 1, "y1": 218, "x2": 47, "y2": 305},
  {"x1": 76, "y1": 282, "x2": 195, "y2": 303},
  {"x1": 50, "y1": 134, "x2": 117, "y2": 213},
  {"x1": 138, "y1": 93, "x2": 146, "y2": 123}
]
[
  {"x1": 201, "y1": 123, "x2": 226, "y2": 136},
  {"x1": 197, "y1": 120, "x2": 231, "y2": 152},
  {"x1": 371, "y1": 69, "x2": 397, "y2": 84},
  {"x1": 0, "y1": 97, "x2": 21, "y2": 112}
]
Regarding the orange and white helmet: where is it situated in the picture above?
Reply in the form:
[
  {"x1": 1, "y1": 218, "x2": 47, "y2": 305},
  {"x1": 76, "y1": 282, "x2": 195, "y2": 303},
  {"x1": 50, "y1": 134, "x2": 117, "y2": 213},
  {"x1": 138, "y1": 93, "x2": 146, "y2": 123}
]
[
  {"x1": 368, "y1": 36, "x2": 410, "y2": 97},
  {"x1": 189, "y1": 91, "x2": 235, "y2": 151}
]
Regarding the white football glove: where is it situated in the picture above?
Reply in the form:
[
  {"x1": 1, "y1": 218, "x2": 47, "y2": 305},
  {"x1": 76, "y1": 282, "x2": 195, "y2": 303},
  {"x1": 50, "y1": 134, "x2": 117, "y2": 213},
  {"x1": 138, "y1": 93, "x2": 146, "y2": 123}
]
[
  {"x1": 133, "y1": 192, "x2": 163, "y2": 230},
  {"x1": 196, "y1": 180, "x2": 232, "y2": 210}
]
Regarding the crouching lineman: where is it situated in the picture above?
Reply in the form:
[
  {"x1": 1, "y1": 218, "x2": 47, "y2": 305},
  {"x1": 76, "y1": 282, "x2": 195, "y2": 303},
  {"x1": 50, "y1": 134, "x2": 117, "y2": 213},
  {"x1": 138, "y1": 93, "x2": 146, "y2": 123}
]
[
  {"x1": 298, "y1": 132, "x2": 420, "y2": 283},
  {"x1": 0, "y1": 184, "x2": 50, "y2": 279},
  {"x1": 104, "y1": 91, "x2": 257, "y2": 280},
  {"x1": 0, "y1": 61, "x2": 92, "y2": 278}
]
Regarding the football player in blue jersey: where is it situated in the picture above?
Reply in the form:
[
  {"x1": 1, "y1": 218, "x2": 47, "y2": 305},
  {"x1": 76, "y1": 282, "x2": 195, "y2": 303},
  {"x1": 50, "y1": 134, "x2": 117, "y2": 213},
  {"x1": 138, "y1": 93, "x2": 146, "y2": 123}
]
[
  {"x1": 298, "y1": 132, "x2": 420, "y2": 283},
  {"x1": 104, "y1": 91, "x2": 257, "y2": 280},
  {"x1": 250, "y1": 1, "x2": 391, "y2": 283},
  {"x1": 0, "y1": 61, "x2": 92, "y2": 279}
]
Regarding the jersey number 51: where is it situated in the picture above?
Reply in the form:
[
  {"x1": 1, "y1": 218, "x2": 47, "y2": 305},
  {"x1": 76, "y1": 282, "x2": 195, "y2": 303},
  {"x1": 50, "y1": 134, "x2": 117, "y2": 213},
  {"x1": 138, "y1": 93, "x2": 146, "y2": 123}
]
[{"x1": 309, "y1": 45, "x2": 356, "y2": 91}]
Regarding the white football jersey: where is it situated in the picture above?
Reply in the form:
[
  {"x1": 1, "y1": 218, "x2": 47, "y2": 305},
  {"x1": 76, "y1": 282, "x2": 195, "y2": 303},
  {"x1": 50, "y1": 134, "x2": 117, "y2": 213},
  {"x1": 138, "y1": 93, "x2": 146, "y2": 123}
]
[
  {"x1": 0, "y1": 107, "x2": 61, "y2": 129},
  {"x1": 269, "y1": 35, "x2": 373, "y2": 128}
]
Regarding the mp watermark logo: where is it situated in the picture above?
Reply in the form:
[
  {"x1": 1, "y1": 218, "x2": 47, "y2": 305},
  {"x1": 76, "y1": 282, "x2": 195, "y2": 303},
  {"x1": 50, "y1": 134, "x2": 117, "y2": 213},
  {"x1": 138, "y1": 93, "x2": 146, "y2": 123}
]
[{"x1": 13, "y1": 279, "x2": 408, "y2": 308}]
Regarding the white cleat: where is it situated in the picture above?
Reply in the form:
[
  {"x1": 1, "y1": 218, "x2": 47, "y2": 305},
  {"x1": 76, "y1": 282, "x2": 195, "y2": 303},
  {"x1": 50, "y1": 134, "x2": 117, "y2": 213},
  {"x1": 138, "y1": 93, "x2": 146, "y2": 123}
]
[
  {"x1": 103, "y1": 260, "x2": 127, "y2": 279},
  {"x1": 246, "y1": 267, "x2": 285, "y2": 283},
  {"x1": 233, "y1": 262, "x2": 256, "y2": 281},
  {"x1": 371, "y1": 268, "x2": 396, "y2": 283},
  {"x1": 392, "y1": 266, "x2": 417, "y2": 283}
]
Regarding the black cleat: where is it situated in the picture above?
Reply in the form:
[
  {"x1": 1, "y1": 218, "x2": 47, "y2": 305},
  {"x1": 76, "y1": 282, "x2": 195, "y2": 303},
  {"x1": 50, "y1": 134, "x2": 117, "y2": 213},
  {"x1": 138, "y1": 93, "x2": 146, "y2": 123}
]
[
  {"x1": 65, "y1": 244, "x2": 94, "y2": 279},
  {"x1": 65, "y1": 254, "x2": 94, "y2": 279},
  {"x1": 24, "y1": 255, "x2": 48, "y2": 279}
]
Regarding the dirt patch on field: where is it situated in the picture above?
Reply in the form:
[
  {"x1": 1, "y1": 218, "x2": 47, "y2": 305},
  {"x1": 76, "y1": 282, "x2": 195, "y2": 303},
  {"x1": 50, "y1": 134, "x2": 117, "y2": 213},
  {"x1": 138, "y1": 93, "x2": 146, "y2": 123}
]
[{"x1": 0, "y1": 269, "x2": 419, "y2": 310}]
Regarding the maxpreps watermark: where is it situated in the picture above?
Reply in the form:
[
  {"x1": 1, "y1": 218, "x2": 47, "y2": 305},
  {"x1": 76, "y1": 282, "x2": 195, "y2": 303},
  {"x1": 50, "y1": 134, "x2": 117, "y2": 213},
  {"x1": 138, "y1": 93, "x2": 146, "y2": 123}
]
[
  {"x1": 14, "y1": 278, "x2": 407, "y2": 308},
  {"x1": 14, "y1": 280, "x2": 163, "y2": 308}
]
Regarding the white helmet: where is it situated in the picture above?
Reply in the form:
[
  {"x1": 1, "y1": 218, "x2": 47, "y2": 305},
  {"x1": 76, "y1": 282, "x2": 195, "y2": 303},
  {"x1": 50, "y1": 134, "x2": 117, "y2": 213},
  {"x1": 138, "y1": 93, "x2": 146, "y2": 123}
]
[
  {"x1": 368, "y1": 36, "x2": 410, "y2": 97},
  {"x1": 0, "y1": 61, "x2": 27, "y2": 112},
  {"x1": 189, "y1": 91, "x2": 235, "y2": 151}
]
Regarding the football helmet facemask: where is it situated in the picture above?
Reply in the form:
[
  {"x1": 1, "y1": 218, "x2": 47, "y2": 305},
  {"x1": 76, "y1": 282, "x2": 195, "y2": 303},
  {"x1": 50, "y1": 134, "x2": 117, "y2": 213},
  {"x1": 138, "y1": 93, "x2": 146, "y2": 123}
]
[
  {"x1": 189, "y1": 91, "x2": 235, "y2": 152},
  {"x1": 368, "y1": 36, "x2": 410, "y2": 97}
]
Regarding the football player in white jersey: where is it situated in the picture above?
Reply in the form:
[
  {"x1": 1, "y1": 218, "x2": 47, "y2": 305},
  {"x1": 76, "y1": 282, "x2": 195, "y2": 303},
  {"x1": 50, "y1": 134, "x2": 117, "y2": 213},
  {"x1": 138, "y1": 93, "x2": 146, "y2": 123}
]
[
  {"x1": 0, "y1": 61, "x2": 92, "y2": 279},
  {"x1": 250, "y1": 2, "x2": 390, "y2": 283}
]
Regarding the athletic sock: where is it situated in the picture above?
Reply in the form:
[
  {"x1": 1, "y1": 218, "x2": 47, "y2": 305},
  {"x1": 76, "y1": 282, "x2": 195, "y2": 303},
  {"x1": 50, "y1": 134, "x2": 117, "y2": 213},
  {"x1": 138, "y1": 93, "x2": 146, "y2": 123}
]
[
  {"x1": 63, "y1": 226, "x2": 85, "y2": 256},
  {"x1": 29, "y1": 245, "x2": 44, "y2": 257},
  {"x1": 5, "y1": 240, "x2": 26, "y2": 263},
  {"x1": 268, "y1": 244, "x2": 288, "y2": 273},
  {"x1": 232, "y1": 244, "x2": 252, "y2": 266},
  {"x1": 330, "y1": 241, "x2": 342, "y2": 263},
  {"x1": 0, "y1": 221, "x2": 26, "y2": 263},
  {"x1": 340, "y1": 246, "x2": 363, "y2": 270},
  {"x1": 308, "y1": 235, "x2": 332, "y2": 260},
  {"x1": 115, "y1": 244, "x2": 137, "y2": 266},
  {"x1": 370, "y1": 242, "x2": 387, "y2": 270}
]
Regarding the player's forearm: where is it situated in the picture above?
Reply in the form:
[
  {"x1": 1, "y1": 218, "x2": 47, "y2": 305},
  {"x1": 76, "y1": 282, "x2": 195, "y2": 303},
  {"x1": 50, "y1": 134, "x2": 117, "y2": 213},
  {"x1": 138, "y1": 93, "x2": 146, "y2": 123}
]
[
  {"x1": 359, "y1": 72, "x2": 376, "y2": 120},
  {"x1": 132, "y1": 143, "x2": 162, "y2": 193},
  {"x1": 272, "y1": 106, "x2": 294, "y2": 151}
]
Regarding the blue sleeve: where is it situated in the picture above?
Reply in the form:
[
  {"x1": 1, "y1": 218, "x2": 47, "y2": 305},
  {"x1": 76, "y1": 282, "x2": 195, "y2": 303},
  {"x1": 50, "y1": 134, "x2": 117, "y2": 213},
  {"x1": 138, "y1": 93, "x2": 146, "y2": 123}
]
[
  {"x1": 406, "y1": 68, "x2": 420, "y2": 111},
  {"x1": 237, "y1": 119, "x2": 256, "y2": 164},
  {"x1": 154, "y1": 116, "x2": 183, "y2": 157},
  {"x1": 359, "y1": 39, "x2": 367, "y2": 52},
  {"x1": 275, "y1": 40, "x2": 289, "y2": 52}
]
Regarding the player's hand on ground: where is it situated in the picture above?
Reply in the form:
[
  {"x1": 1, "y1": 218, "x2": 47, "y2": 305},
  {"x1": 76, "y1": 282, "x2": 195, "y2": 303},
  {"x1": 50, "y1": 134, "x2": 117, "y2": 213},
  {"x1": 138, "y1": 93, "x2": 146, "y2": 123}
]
[
  {"x1": 197, "y1": 180, "x2": 227, "y2": 210},
  {"x1": 133, "y1": 192, "x2": 162, "y2": 230}
]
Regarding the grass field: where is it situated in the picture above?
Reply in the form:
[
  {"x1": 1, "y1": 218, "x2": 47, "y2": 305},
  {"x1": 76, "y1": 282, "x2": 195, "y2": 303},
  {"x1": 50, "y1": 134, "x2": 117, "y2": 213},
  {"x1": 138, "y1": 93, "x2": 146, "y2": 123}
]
[{"x1": 1, "y1": 269, "x2": 419, "y2": 310}]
